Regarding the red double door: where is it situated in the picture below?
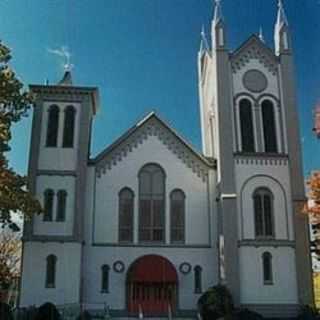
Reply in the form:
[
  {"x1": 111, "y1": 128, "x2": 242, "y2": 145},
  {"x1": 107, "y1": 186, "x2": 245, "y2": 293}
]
[{"x1": 127, "y1": 255, "x2": 178, "y2": 316}]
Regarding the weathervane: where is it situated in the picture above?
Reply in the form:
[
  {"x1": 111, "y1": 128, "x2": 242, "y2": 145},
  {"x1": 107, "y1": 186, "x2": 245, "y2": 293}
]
[{"x1": 48, "y1": 46, "x2": 74, "y2": 72}]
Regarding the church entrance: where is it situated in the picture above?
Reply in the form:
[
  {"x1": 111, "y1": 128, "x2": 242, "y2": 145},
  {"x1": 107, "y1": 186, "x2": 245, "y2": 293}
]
[{"x1": 126, "y1": 255, "x2": 178, "y2": 316}]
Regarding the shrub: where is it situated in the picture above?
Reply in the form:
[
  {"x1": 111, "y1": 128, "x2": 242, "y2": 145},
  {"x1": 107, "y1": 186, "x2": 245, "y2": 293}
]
[
  {"x1": 0, "y1": 302, "x2": 13, "y2": 320},
  {"x1": 297, "y1": 305, "x2": 318, "y2": 320},
  {"x1": 35, "y1": 302, "x2": 61, "y2": 320},
  {"x1": 198, "y1": 284, "x2": 234, "y2": 320},
  {"x1": 232, "y1": 308, "x2": 263, "y2": 320},
  {"x1": 76, "y1": 310, "x2": 92, "y2": 320}
]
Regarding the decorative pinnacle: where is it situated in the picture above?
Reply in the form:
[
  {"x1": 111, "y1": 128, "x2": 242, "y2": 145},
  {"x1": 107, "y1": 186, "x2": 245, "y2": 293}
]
[
  {"x1": 213, "y1": 0, "x2": 223, "y2": 23},
  {"x1": 276, "y1": 0, "x2": 288, "y2": 27},
  {"x1": 259, "y1": 26, "x2": 265, "y2": 42},
  {"x1": 200, "y1": 25, "x2": 210, "y2": 52}
]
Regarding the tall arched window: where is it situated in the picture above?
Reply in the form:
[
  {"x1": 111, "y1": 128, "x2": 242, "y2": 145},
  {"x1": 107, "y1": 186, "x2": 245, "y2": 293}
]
[
  {"x1": 253, "y1": 188, "x2": 274, "y2": 238},
  {"x1": 170, "y1": 189, "x2": 185, "y2": 243},
  {"x1": 62, "y1": 105, "x2": 76, "y2": 148},
  {"x1": 194, "y1": 266, "x2": 202, "y2": 293},
  {"x1": 56, "y1": 190, "x2": 67, "y2": 222},
  {"x1": 139, "y1": 164, "x2": 165, "y2": 242},
  {"x1": 101, "y1": 265, "x2": 110, "y2": 293},
  {"x1": 46, "y1": 255, "x2": 57, "y2": 288},
  {"x1": 46, "y1": 105, "x2": 59, "y2": 147},
  {"x1": 261, "y1": 100, "x2": 277, "y2": 153},
  {"x1": 239, "y1": 99, "x2": 255, "y2": 152},
  {"x1": 43, "y1": 189, "x2": 54, "y2": 221},
  {"x1": 262, "y1": 252, "x2": 273, "y2": 285},
  {"x1": 119, "y1": 188, "x2": 134, "y2": 242}
]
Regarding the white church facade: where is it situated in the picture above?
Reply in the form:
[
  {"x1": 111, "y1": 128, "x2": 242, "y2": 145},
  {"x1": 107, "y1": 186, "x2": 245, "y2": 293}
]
[{"x1": 20, "y1": 1, "x2": 314, "y2": 318}]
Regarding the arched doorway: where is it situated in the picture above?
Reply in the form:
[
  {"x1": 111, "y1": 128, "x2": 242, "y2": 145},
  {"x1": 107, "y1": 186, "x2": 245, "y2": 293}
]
[{"x1": 126, "y1": 255, "x2": 178, "y2": 316}]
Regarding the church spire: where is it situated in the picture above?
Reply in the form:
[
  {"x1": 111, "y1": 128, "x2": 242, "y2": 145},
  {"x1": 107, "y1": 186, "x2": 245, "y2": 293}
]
[
  {"x1": 211, "y1": 0, "x2": 226, "y2": 50},
  {"x1": 274, "y1": 0, "x2": 291, "y2": 55},
  {"x1": 199, "y1": 25, "x2": 210, "y2": 54},
  {"x1": 258, "y1": 26, "x2": 265, "y2": 43},
  {"x1": 213, "y1": 0, "x2": 223, "y2": 25}
]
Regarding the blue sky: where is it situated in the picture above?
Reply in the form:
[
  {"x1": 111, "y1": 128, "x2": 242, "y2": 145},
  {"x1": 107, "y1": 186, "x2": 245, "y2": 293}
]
[{"x1": 1, "y1": 0, "x2": 319, "y2": 177}]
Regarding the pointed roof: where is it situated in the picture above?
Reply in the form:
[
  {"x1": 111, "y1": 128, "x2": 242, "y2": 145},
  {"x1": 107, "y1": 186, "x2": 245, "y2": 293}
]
[
  {"x1": 58, "y1": 70, "x2": 73, "y2": 86},
  {"x1": 213, "y1": 0, "x2": 223, "y2": 25},
  {"x1": 91, "y1": 112, "x2": 215, "y2": 180},
  {"x1": 199, "y1": 25, "x2": 210, "y2": 54},
  {"x1": 230, "y1": 34, "x2": 278, "y2": 75},
  {"x1": 275, "y1": 0, "x2": 288, "y2": 30}
]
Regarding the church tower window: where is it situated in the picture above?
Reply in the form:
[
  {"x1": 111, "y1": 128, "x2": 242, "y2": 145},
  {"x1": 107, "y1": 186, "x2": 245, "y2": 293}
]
[
  {"x1": 194, "y1": 266, "x2": 202, "y2": 293},
  {"x1": 46, "y1": 105, "x2": 59, "y2": 147},
  {"x1": 261, "y1": 100, "x2": 277, "y2": 153},
  {"x1": 239, "y1": 99, "x2": 255, "y2": 152},
  {"x1": 101, "y1": 265, "x2": 110, "y2": 293},
  {"x1": 253, "y1": 188, "x2": 274, "y2": 238},
  {"x1": 119, "y1": 188, "x2": 134, "y2": 242},
  {"x1": 262, "y1": 252, "x2": 273, "y2": 285},
  {"x1": 170, "y1": 189, "x2": 185, "y2": 243},
  {"x1": 138, "y1": 164, "x2": 165, "y2": 242},
  {"x1": 45, "y1": 255, "x2": 57, "y2": 288},
  {"x1": 56, "y1": 190, "x2": 67, "y2": 222},
  {"x1": 62, "y1": 105, "x2": 76, "y2": 148},
  {"x1": 43, "y1": 189, "x2": 54, "y2": 221}
]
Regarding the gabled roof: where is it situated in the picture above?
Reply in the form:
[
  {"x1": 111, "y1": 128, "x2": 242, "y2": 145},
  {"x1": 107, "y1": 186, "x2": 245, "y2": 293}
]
[
  {"x1": 230, "y1": 34, "x2": 278, "y2": 75},
  {"x1": 91, "y1": 112, "x2": 215, "y2": 181}
]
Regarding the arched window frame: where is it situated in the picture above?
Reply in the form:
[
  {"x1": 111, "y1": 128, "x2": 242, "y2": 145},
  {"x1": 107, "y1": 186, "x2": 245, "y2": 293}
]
[
  {"x1": 118, "y1": 187, "x2": 134, "y2": 243},
  {"x1": 194, "y1": 265, "x2": 202, "y2": 293},
  {"x1": 235, "y1": 96, "x2": 256, "y2": 153},
  {"x1": 262, "y1": 252, "x2": 273, "y2": 285},
  {"x1": 259, "y1": 98, "x2": 280, "y2": 154},
  {"x1": 45, "y1": 254, "x2": 57, "y2": 288},
  {"x1": 56, "y1": 190, "x2": 67, "y2": 222},
  {"x1": 43, "y1": 189, "x2": 54, "y2": 221},
  {"x1": 101, "y1": 264, "x2": 110, "y2": 293},
  {"x1": 253, "y1": 188, "x2": 275, "y2": 239},
  {"x1": 46, "y1": 105, "x2": 60, "y2": 147},
  {"x1": 62, "y1": 105, "x2": 76, "y2": 148},
  {"x1": 170, "y1": 189, "x2": 186, "y2": 244},
  {"x1": 138, "y1": 163, "x2": 166, "y2": 243}
]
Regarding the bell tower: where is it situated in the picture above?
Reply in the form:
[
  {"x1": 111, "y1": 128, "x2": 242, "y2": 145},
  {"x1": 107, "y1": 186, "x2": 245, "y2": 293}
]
[{"x1": 20, "y1": 71, "x2": 100, "y2": 307}]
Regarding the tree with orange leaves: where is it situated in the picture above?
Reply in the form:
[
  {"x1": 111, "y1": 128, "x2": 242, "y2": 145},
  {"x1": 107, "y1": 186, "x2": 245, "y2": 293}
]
[{"x1": 304, "y1": 171, "x2": 320, "y2": 259}]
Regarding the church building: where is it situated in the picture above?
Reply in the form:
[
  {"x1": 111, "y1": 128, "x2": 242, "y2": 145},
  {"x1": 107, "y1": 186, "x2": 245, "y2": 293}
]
[{"x1": 20, "y1": 1, "x2": 313, "y2": 318}]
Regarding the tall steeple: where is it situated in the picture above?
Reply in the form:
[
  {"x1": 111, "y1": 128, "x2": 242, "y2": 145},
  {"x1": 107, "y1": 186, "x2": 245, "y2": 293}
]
[
  {"x1": 274, "y1": 0, "x2": 290, "y2": 55},
  {"x1": 199, "y1": 25, "x2": 210, "y2": 54},
  {"x1": 211, "y1": 0, "x2": 226, "y2": 50}
]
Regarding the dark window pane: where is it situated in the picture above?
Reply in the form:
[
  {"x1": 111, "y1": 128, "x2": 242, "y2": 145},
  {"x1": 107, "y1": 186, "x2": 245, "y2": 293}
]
[
  {"x1": 101, "y1": 265, "x2": 109, "y2": 292},
  {"x1": 63, "y1": 106, "x2": 76, "y2": 148},
  {"x1": 170, "y1": 190, "x2": 185, "y2": 243},
  {"x1": 194, "y1": 266, "x2": 202, "y2": 293},
  {"x1": 44, "y1": 189, "x2": 54, "y2": 221},
  {"x1": 119, "y1": 188, "x2": 134, "y2": 242},
  {"x1": 263, "y1": 195, "x2": 273, "y2": 236},
  {"x1": 56, "y1": 190, "x2": 67, "y2": 222},
  {"x1": 263, "y1": 252, "x2": 273, "y2": 283},
  {"x1": 239, "y1": 99, "x2": 255, "y2": 152},
  {"x1": 262, "y1": 100, "x2": 277, "y2": 153},
  {"x1": 46, "y1": 105, "x2": 59, "y2": 147},
  {"x1": 254, "y1": 195, "x2": 263, "y2": 237},
  {"x1": 46, "y1": 255, "x2": 57, "y2": 288}
]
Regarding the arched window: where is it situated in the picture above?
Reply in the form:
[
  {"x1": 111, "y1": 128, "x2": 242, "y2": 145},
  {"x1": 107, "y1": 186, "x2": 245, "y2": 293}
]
[
  {"x1": 139, "y1": 164, "x2": 165, "y2": 242},
  {"x1": 56, "y1": 190, "x2": 67, "y2": 222},
  {"x1": 194, "y1": 266, "x2": 202, "y2": 293},
  {"x1": 46, "y1": 105, "x2": 59, "y2": 147},
  {"x1": 253, "y1": 188, "x2": 274, "y2": 238},
  {"x1": 119, "y1": 188, "x2": 134, "y2": 242},
  {"x1": 62, "y1": 106, "x2": 76, "y2": 148},
  {"x1": 170, "y1": 189, "x2": 185, "y2": 243},
  {"x1": 43, "y1": 189, "x2": 54, "y2": 221},
  {"x1": 239, "y1": 99, "x2": 255, "y2": 152},
  {"x1": 101, "y1": 265, "x2": 110, "y2": 293},
  {"x1": 262, "y1": 252, "x2": 273, "y2": 284},
  {"x1": 261, "y1": 100, "x2": 277, "y2": 153},
  {"x1": 46, "y1": 255, "x2": 57, "y2": 288}
]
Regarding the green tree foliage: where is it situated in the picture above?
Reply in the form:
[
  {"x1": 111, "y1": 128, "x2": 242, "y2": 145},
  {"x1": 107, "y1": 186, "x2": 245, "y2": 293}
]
[{"x1": 0, "y1": 41, "x2": 42, "y2": 227}]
